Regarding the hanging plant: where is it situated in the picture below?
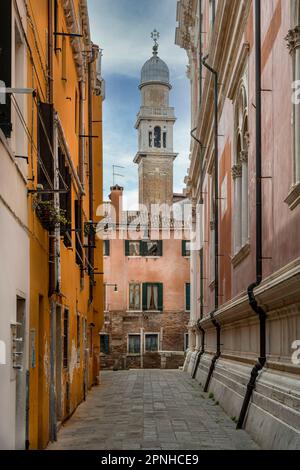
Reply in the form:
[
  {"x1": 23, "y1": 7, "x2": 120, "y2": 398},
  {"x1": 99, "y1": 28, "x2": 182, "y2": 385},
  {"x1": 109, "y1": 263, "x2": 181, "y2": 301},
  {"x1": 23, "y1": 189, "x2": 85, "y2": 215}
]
[
  {"x1": 34, "y1": 199, "x2": 69, "y2": 232},
  {"x1": 84, "y1": 221, "x2": 96, "y2": 237}
]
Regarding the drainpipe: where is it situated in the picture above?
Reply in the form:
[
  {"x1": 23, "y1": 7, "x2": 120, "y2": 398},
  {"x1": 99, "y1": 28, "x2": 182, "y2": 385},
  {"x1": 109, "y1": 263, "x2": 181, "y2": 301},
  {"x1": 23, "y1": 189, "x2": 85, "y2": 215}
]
[
  {"x1": 236, "y1": 0, "x2": 267, "y2": 429},
  {"x1": 202, "y1": 55, "x2": 221, "y2": 392},
  {"x1": 190, "y1": 130, "x2": 206, "y2": 379},
  {"x1": 88, "y1": 46, "x2": 98, "y2": 300}
]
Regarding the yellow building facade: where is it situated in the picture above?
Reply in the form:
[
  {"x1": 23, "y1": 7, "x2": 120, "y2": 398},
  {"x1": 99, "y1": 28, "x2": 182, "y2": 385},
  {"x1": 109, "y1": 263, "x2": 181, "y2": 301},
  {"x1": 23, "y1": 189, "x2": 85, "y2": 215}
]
[{"x1": 25, "y1": 0, "x2": 104, "y2": 449}]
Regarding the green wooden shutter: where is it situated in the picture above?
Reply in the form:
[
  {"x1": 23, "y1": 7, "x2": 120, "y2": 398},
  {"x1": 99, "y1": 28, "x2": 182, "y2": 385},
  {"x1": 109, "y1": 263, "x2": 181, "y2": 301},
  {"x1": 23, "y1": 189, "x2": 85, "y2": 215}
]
[
  {"x1": 186, "y1": 283, "x2": 191, "y2": 311},
  {"x1": 182, "y1": 240, "x2": 186, "y2": 256},
  {"x1": 158, "y1": 283, "x2": 163, "y2": 312},
  {"x1": 140, "y1": 240, "x2": 146, "y2": 256},
  {"x1": 142, "y1": 283, "x2": 148, "y2": 311},
  {"x1": 125, "y1": 240, "x2": 130, "y2": 256},
  {"x1": 158, "y1": 240, "x2": 163, "y2": 256},
  {"x1": 105, "y1": 240, "x2": 110, "y2": 256},
  {"x1": 0, "y1": 0, "x2": 12, "y2": 137}
]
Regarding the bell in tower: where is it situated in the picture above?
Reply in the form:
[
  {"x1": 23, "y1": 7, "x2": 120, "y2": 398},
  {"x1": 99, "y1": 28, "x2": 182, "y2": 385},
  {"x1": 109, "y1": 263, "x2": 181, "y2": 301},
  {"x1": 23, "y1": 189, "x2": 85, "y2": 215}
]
[{"x1": 134, "y1": 30, "x2": 178, "y2": 210}]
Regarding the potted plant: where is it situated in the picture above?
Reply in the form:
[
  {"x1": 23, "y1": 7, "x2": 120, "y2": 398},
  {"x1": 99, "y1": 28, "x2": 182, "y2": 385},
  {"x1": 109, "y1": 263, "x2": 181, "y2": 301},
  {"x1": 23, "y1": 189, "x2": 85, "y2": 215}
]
[{"x1": 34, "y1": 199, "x2": 69, "y2": 232}]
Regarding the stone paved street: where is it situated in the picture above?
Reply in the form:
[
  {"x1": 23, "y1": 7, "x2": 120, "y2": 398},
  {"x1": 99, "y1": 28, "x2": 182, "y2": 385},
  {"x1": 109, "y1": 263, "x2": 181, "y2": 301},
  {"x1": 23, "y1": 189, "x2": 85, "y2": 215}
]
[{"x1": 47, "y1": 370, "x2": 259, "y2": 450}]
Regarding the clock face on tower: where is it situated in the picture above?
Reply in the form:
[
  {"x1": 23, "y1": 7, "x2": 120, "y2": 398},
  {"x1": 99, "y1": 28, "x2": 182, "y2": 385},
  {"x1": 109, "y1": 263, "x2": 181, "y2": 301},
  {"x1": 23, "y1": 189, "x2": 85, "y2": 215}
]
[{"x1": 134, "y1": 31, "x2": 178, "y2": 209}]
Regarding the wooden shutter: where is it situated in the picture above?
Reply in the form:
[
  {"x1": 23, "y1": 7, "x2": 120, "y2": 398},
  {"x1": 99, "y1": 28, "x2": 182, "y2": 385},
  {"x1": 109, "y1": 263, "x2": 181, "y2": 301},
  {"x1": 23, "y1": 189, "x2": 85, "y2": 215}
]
[
  {"x1": 105, "y1": 240, "x2": 110, "y2": 256},
  {"x1": 0, "y1": 0, "x2": 12, "y2": 137},
  {"x1": 182, "y1": 240, "x2": 186, "y2": 256},
  {"x1": 158, "y1": 283, "x2": 163, "y2": 312},
  {"x1": 75, "y1": 200, "x2": 83, "y2": 266},
  {"x1": 125, "y1": 240, "x2": 130, "y2": 256},
  {"x1": 142, "y1": 283, "x2": 148, "y2": 311},
  {"x1": 37, "y1": 101, "x2": 54, "y2": 197},
  {"x1": 158, "y1": 240, "x2": 163, "y2": 256},
  {"x1": 186, "y1": 283, "x2": 191, "y2": 311}
]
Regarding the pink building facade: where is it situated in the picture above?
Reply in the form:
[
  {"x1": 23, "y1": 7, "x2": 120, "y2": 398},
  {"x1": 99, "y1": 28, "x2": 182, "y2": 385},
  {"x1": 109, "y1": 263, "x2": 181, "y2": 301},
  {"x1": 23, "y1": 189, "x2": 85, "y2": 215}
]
[{"x1": 176, "y1": 0, "x2": 300, "y2": 449}]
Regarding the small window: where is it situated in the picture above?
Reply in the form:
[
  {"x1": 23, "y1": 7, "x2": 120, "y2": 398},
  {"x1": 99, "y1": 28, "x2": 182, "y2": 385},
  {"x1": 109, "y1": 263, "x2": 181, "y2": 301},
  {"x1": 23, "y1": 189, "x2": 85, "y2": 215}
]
[
  {"x1": 163, "y1": 131, "x2": 167, "y2": 148},
  {"x1": 184, "y1": 333, "x2": 189, "y2": 351},
  {"x1": 143, "y1": 240, "x2": 162, "y2": 257},
  {"x1": 104, "y1": 240, "x2": 110, "y2": 256},
  {"x1": 149, "y1": 131, "x2": 153, "y2": 148},
  {"x1": 142, "y1": 283, "x2": 163, "y2": 311},
  {"x1": 185, "y1": 283, "x2": 191, "y2": 312},
  {"x1": 154, "y1": 126, "x2": 161, "y2": 148},
  {"x1": 100, "y1": 334, "x2": 109, "y2": 354},
  {"x1": 62, "y1": 35, "x2": 67, "y2": 81},
  {"x1": 145, "y1": 333, "x2": 159, "y2": 352},
  {"x1": 63, "y1": 309, "x2": 69, "y2": 368},
  {"x1": 128, "y1": 334, "x2": 141, "y2": 354},
  {"x1": 125, "y1": 240, "x2": 141, "y2": 256},
  {"x1": 182, "y1": 240, "x2": 191, "y2": 257},
  {"x1": 77, "y1": 313, "x2": 80, "y2": 363},
  {"x1": 129, "y1": 283, "x2": 141, "y2": 311}
]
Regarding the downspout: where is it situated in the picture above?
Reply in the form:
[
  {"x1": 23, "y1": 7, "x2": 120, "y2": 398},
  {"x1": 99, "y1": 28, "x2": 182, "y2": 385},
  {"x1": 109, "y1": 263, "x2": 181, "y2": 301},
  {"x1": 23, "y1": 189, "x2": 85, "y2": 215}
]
[
  {"x1": 88, "y1": 46, "x2": 98, "y2": 301},
  {"x1": 202, "y1": 55, "x2": 221, "y2": 393},
  {"x1": 237, "y1": 0, "x2": 267, "y2": 429},
  {"x1": 190, "y1": 130, "x2": 206, "y2": 379}
]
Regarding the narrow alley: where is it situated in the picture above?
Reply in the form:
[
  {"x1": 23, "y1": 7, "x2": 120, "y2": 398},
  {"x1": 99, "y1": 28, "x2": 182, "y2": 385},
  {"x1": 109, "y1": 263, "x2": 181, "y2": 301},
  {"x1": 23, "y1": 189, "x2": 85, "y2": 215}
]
[{"x1": 47, "y1": 370, "x2": 258, "y2": 451}]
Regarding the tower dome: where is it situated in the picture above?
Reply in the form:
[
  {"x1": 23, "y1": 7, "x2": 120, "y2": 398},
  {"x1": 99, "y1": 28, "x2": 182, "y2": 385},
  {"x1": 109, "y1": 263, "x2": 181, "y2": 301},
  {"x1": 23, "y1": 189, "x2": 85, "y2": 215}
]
[
  {"x1": 140, "y1": 29, "x2": 171, "y2": 88},
  {"x1": 140, "y1": 56, "x2": 170, "y2": 87}
]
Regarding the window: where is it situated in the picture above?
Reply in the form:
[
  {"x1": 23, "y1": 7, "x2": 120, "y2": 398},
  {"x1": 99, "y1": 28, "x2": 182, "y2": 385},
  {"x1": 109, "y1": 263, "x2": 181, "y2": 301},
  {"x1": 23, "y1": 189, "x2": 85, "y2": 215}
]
[
  {"x1": 104, "y1": 240, "x2": 110, "y2": 256},
  {"x1": 63, "y1": 309, "x2": 69, "y2": 368},
  {"x1": 100, "y1": 334, "x2": 109, "y2": 354},
  {"x1": 142, "y1": 283, "x2": 163, "y2": 311},
  {"x1": 128, "y1": 334, "x2": 141, "y2": 354},
  {"x1": 154, "y1": 126, "x2": 161, "y2": 148},
  {"x1": 184, "y1": 333, "x2": 189, "y2": 351},
  {"x1": 37, "y1": 102, "x2": 54, "y2": 198},
  {"x1": 0, "y1": 0, "x2": 12, "y2": 137},
  {"x1": 232, "y1": 82, "x2": 249, "y2": 256},
  {"x1": 125, "y1": 240, "x2": 163, "y2": 257},
  {"x1": 145, "y1": 334, "x2": 159, "y2": 352},
  {"x1": 75, "y1": 200, "x2": 83, "y2": 267},
  {"x1": 285, "y1": 3, "x2": 300, "y2": 209},
  {"x1": 149, "y1": 131, "x2": 153, "y2": 148},
  {"x1": 182, "y1": 240, "x2": 191, "y2": 257},
  {"x1": 129, "y1": 283, "x2": 141, "y2": 311},
  {"x1": 185, "y1": 283, "x2": 191, "y2": 312},
  {"x1": 62, "y1": 35, "x2": 67, "y2": 81},
  {"x1": 163, "y1": 131, "x2": 167, "y2": 148},
  {"x1": 77, "y1": 313, "x2": 80, "y2": 363},
  {"x1": 59, "y1": 147, "x2": 72, "y2": 247},
  {"x1": 125, "y1": 240, "x2": 141, "y2": 256},
  {"x1": 143, "y1": 240, "x2": 163, "y2": 257}
]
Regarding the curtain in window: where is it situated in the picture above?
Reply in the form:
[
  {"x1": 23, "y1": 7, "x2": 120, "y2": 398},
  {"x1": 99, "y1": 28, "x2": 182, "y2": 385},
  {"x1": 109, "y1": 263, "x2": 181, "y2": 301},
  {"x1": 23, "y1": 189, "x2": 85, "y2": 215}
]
[
  {"x1": 147, "y1": 284, "x2": 158, "y2": 310},
  {"x1": 128, "y1": 335, "x2": 140, "y2": 354},
  {"x1": 129, "y1": 284, "x2": 140, "y2": 310},
  {"x1": 129, "y1": 241, "x2": 140, "y2": 256},
  {"x1": 145, "y1": 334, "x2": 158, "y2": 352}
]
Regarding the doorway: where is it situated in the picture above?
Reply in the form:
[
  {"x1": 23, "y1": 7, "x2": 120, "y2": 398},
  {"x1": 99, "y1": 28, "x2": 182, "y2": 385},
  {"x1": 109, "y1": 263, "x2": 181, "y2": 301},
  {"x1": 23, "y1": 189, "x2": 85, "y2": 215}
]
[
  {"x1": 15, "y1": 296, "x2": 26, "y2": 449},
  {"x1": 55, "y1": 306, "x2": 62, "y2": 423}
]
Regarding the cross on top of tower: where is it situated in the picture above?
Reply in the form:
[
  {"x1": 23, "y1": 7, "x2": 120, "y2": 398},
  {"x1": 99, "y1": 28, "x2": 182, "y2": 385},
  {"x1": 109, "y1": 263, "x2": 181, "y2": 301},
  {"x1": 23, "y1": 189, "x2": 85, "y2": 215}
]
[{"x1": 151, "y1": 29, "x2": 160, "y2": 55}]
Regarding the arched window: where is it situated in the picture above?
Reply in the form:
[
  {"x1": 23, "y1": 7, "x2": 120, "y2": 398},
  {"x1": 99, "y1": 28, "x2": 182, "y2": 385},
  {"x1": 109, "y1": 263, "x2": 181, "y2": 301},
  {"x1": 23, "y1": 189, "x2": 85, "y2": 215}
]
[
  {"x1": 154, "y1": 126, "x2": 161, "y2": 148},
  {"x1": 232, "y1": 82, "x2": 249, "y2": 256},
  {"x1": 285, "y1": 1, "x2": 300, "y2": 209}
]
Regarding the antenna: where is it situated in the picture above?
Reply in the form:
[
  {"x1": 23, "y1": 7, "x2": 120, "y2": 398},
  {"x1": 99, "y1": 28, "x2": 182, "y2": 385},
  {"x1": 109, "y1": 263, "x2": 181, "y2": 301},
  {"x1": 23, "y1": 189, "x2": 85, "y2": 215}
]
[{"x1": 113, "y1": 165, "x2": 125, "y2": 186}]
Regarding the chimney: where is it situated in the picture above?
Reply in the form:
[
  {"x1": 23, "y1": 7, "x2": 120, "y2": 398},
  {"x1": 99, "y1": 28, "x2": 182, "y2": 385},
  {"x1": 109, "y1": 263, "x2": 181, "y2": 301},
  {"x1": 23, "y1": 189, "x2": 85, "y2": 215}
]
[{"x1": 109, "y1": 185, "x2": 124, "y2": 225}]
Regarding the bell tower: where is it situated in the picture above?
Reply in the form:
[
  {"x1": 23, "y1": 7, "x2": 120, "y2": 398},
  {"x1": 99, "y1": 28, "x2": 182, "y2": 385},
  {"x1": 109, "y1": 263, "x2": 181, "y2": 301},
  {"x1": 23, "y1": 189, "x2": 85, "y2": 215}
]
[{"x1": 134, "y1": 30, "x2": 177, "y2": 209}]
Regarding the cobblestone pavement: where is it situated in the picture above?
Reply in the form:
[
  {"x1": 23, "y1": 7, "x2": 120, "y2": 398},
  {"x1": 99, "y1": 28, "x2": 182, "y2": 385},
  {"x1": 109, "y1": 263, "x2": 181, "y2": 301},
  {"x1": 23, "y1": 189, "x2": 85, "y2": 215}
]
[{"x1": 47, "y1": 370, "x2": 259, "y2": 450}]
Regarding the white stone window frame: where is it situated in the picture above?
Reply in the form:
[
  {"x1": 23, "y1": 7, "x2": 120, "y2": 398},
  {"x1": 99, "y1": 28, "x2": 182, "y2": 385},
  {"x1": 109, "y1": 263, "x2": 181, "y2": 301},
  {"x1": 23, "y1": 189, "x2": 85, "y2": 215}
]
[
  {"x1": 127, "y1": 282, "x2": 142, "y2": 312},
  {"x1": 143, "y1": 332, "x2": 160, "y2": 353},
  {"x1": 285, "y1": 1, "x2": 300, "y2": 210},
  {"x1": 231, "y1": 76, "x2": 250, "y2": 268},
  {"x1": 127, "y1": 333, "x2": 141, "y2": 356}
]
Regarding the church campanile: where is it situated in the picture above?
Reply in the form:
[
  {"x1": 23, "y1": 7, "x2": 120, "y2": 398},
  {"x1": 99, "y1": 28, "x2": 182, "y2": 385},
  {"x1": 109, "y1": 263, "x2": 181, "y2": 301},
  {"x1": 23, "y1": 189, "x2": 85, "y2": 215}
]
[{"x1": 134, "y1": 30, "x2": 177, "y2": 209}]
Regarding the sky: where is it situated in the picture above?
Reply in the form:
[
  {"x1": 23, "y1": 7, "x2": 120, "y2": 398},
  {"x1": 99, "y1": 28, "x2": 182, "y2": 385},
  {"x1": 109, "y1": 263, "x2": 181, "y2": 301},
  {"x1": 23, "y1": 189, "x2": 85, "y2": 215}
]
[{"x1": 88, "y1": 0, "x2": 191, "y2": 209}]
